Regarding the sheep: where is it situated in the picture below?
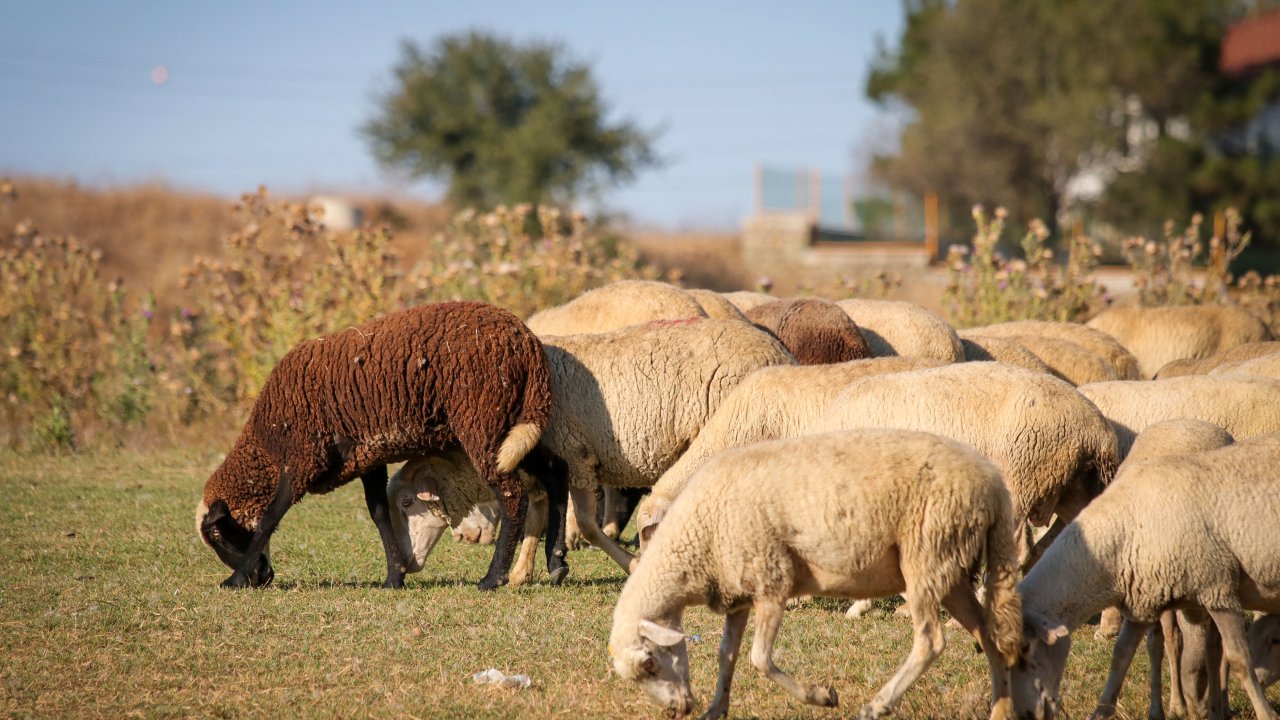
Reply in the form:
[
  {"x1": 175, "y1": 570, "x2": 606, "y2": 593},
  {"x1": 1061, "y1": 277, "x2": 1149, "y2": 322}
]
[
  {"x1": 1010, "y1": 434, "x2": 1280, "y2": 720},
  {"x1": 609, "y1": 429, "x2": 1023, "y2": 720},
  {"x1": 634, "y1": 356, "x2": 949, "y2": 544},
  {"x1": 685, "y1": 288, "x2": 750, "y2": 322},
  {"x1": 387, "y1": 319, "x2": 796, "y2": 578},
  {"x1": 386, "y1": 453, "x2": 557, "y2": 586},
  {"x1": 195, "y1": 301, "x2": 556, "y2": 592},
  {"x1": 452, "y1": 504, "x2": 500, "y2": 544},
  {"x1": 1087, "y1": 305, "x2": 1275, "y2": 379},
  {"x1": 809, "y1": 363, "x2": 1119, "y2": 558},
  {"x1": 744, "y1": 297, "x2": 873, "y2": 365},
  {"x1": 720, "y1": 290, "x2": 777, "y2": 313},
  {"x1": 1209, "y1": 351, "x2": 1280, "y2": 380},
  {"x1": 960, "y1": 335, "x2": 1056, "y2": 375},
  {"x1": 963, "y1": 320, "x2": 1141, "y2": 380},
  {"x1": 834, "y1": 298, "x2": 965, "y2": 361},
  {"x1": 967, "y1": 334, "x2": 1119, "y2": 386},
  {"x1": 1078, "y1": 374, "x2": 1280, "y2": 458},
  {"x1": 524, "y1": 280, "x2": 706, "y2": 335},
  {"x1": 1154, "y1": 341, "x2": 1280, "y2": 378},
  {"x1": 1249, "y1": 615, "x2": 1280, "y2": 689}
]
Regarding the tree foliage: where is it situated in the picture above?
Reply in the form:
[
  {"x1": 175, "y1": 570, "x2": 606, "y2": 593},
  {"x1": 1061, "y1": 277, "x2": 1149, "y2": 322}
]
[
  {"x1": 365, "y1": 32, "x2": 658, "y2": 210},
  {"x1": 869, "y1": 0, "x2": 1280, "y2": 248}
]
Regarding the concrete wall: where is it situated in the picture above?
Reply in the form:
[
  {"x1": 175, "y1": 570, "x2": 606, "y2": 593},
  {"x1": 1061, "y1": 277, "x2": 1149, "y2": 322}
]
[{"x1": 741, "y1": 211, "x2": 931, "y2": 287}]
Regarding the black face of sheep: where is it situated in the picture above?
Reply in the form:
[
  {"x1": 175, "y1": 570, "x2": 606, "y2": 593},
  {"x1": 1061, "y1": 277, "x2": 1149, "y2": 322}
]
[{"x1": 200, "y1": 500, "x2": 275, "y2": 588}]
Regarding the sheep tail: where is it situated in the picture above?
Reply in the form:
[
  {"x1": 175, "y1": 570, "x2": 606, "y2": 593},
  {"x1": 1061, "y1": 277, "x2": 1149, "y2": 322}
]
[
  {"x1": 983, "y1": 497, "x2": 1023, "y2": 666},
  {"x1": 497, "y1": 422, "x2": 542, "y2": 473}
]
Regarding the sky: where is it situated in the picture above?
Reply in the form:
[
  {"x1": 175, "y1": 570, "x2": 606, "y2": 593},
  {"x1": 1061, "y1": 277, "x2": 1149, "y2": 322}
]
[{"x1": 0, "y1": 1, "x2": 904, "y2": 230}]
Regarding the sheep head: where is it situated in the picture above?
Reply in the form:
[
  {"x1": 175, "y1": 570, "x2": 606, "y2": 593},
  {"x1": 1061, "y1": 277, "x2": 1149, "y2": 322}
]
[
  {"x1": 196, "y1": 440, "x2": 279, "y2": 588},
  {"x1": 195, "y1": 499, "x2": 274, "y2": 588},
  {"x1": 608, "y1": 617, "x2": 695, "y2": 717},
  {"x1": 386, "y1": 458, "x2": 454, "y2": 573},
  {"x1": 1010, "y1": 611, "x2": 1071, "y2": 720}
]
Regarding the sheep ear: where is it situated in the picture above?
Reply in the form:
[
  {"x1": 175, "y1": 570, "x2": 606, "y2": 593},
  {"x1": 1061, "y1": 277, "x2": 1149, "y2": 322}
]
[
  {"x1": 639, "y1": 498, "x2": 671, "y2": 544},
  {"x1": 416, "y1": 491, "x2": 439, "y2": 502},
  {"x1": 1027, "y1": 614, "x2": 1069, "y2": 646},
  {"x1": 638, "y1": 619, "x2": 685, "y2": 647}
]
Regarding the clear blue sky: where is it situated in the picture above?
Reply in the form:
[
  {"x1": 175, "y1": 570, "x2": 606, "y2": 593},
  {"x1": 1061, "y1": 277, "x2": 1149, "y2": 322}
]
[{"x1": 1, "y1": 1, "x2": 903, "y2": 229}]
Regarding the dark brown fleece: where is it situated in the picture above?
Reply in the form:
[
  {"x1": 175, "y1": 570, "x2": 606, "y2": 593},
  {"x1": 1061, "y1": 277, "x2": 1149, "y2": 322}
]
[
  {"x1": 202, "y1": 301, "x2": 552, "y2": 526},
  {"x1": 745, "y1": 297, "x2": 872, "y2": 365}
]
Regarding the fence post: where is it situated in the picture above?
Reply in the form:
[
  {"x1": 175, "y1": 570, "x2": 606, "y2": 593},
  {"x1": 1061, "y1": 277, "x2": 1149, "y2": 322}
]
[
  {"x1": 924, "y1": 191, "x2": 939, "y2": 262},
  {"x1": 753, "y1": 163, "x2": 763, "y2": 215}
]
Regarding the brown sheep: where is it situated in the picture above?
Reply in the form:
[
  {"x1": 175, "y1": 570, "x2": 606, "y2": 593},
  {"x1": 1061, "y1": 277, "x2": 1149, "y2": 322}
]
[
  {"x1": 745, "y1": 297, "x2": 872, "y2": 365},
  {"x1": 195, "y1": 301, "x2": 557, "y2": 592}
]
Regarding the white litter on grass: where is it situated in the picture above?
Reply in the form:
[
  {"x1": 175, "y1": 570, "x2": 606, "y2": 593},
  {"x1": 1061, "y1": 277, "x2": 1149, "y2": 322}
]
[{"x1": 471, "y1": 668, "x2": 532, "y2": 689}]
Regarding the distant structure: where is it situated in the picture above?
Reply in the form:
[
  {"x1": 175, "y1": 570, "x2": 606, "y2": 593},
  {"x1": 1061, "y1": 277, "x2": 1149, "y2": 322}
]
[
  {"x1": 741, "y1": 164, "x2": 939, "y2": 286},
  {"x1": 1218, "y1": 7, "x2": 1280, "y2": 159},
  {"x1": 308, "y1": 196, "x2": 364, "y2": 231}
]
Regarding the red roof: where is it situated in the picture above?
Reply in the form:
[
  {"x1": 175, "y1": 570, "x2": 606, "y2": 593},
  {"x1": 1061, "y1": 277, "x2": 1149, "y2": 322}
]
[{"x1": 1221, "y1": 7, "x2": 1280, "y2": 77}]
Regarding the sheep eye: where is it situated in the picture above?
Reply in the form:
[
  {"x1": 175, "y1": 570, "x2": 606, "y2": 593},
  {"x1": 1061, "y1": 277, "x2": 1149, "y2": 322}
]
[
  {"x1": 641, "y1": 655, "x2": 658, "y2": 676},
  {"x1": 400, "y1": 497, "x2": 414, "y2": 508}
]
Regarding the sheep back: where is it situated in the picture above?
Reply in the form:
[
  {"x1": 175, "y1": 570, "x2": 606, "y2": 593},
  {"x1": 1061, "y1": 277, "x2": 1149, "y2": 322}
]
[
  {"x1": 525, "y1": 280, "x2": 707, "y2": 335},
  {"x1": 1000, "y1": 335, "x2": 1119, "y2": 386},
  {"x1": 686, "y1": 288, "x2": 750, "y2": 322},
  {"x1": 745, "y1": 297, "x2": 872, "y2": 365},
  {"x1": 836, "y1": 298, "x2": 964, "y2": 362},
  {"x1": 1087, "y1": 306, "x2": 1274, "y2": 379},
  {"x1": 966, "y1": 320, "x2": 1140, "y2": 380},
  {"x1": 720, "y1": 290, "x2": 777, "y2": 313},
  {"x1": 959, "y1": 335, "x2": 1055, "y2": 375},
  {"x1": 1210, "y1": 352, "x2": 1280, "y2": 380}
]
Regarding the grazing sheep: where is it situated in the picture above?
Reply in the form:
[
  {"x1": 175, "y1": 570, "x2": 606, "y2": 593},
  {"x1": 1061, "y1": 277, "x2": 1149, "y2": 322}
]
[
  {"x1": 452, "y1": 504, "x2": 500, "y2": 544},
  {"x1": 834, "y1": 298, "x2": 964, "y2": 362},
  {"x1": 1154, "y1": 341, "x2": 1280, "y2": 378},
  {"x1": 525, "y1": 280, "x2": 706, "y2": 335},
  {"x1": 996, "y1": 335, "x2": 1120, "y2": 386},
  {"x1": 1209, "y1": 351, "x2": 1280, "y2": 380},
  {"x1": 1249, "y1": 615, "x2": 1280, "y2": 689},
  {"x1": 195, "y1": 301, "x2": 555, "y2": 592},
  {"x1": 1011, "y1": 434, "x2": 1280, "y2": 720},
  {"x1": 610, "y1": 429, "x2": 1022, "y2": 720},
  {"x1": 634, "y1": 356, "x2": 949, "y2": 543},
  {"x1": 745, "y1": 297, "x2": 873, "y2": 365},
  {"x1": 685, "y1": 288, "x2": 750, "y2": 322},
  {"x1": 720, "y1": 290, "x2": 777, "y2": 313},
  {"x1": 963, "y1": 320, "x2": 1141, "y2": 380},
  {"x1": 960, "y1": 335, "x2": 1056, "y2": 375},
  {"x1": 811, "y1": 363, "x2": 1119, "y2": 548},
  {"x1": 1087, "y1": 305, "x2": 1274, "y2": 379},
  {"x1": 388, "y1": 319, "x2": 796, "y2": 578},
  {"x1": 1078, "y1": 375, "x2": 1280, "y2": 457}
]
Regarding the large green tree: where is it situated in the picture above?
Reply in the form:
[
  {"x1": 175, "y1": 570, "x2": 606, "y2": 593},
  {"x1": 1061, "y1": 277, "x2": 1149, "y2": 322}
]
[
  {"x1": 365, "y1": 32, "x2": 658, "y2": 209},
  {"x1": 868, "y1": 0, "x2": 1280, "y2": 246}
]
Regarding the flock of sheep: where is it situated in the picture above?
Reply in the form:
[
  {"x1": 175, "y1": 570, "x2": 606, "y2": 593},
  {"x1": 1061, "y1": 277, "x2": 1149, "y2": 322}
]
[{"x1": 194, "y1": 280, "x2": 1280, "y2": 719}]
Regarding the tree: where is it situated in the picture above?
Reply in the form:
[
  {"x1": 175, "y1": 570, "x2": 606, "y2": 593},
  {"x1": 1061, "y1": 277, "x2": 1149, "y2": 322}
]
[
  {"x1": 868, "y1": 0, "x2": 1280, "y2": 247},
  {"x1": 364, "y1": 32, "x2": 658, "y2": 210}
]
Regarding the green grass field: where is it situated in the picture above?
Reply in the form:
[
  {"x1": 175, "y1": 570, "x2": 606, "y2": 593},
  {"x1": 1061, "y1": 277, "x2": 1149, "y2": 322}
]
[{"x1": 2, "y1": 450, "x2": 1276, "y2": 719}]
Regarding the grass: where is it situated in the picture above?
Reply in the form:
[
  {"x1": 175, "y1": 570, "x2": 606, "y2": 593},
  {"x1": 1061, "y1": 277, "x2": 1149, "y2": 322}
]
[{"x1": 1, "y1": 450, "x2": 1277, "y2": 719}]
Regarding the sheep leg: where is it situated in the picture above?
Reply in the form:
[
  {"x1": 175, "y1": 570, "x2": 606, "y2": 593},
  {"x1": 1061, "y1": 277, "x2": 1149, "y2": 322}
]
[
  {"x1": 360, "y1": 465, "x2": 405, "y2": 589},
  {"x1": 601, "y1": 486, "x2": 621, "y2": 539},
  {"x1": 1203, "y1": 620, "x2": 1225, "y2": 720},
  {"x1": 508, "y1": 494, "x2": 546, "y2": 587},
  {"x1": 941, "y1": 586, "x2": 1012, "y2": 720},
  {"x1": 860, "y1": 591, "x2": 944, "y2": 719},
  {"x1": 1024, "y1": 517, "x2": 1067, "y2": 571},
  {"x1": 1091, "y1": 618, "x2": 1150, "y2": 720},
  {"x1": 569, "y1": 485, "x2": 637, "y2": 573},
  {"x1": 221, "y1": 469, "x2": 292, "y2": 589},
  {"x1": 750, "y1": 598, "x2": 838, "y2": 708},
  {"x1": 537, "y1": 457, "x2": 570, "y2": 585},
  {"x1": 1163, "y1": 611, "x2": 1186, "y2": 719},
  {"x1": 702, "y1": 608, "x2": 749, "y2": 720},
  {"x1": 1179, "y1": 611, "x2": 1214, "y2": 719},
  {"x1": 476, "y1": 482, "x2": 526, "y2": 592},
  {"x1": 1146, "y1": 622, "x2": 1165, "y2": 720},
  {"x1": 1206, "y1": 609, "x2": 1278, "y2": 720}
]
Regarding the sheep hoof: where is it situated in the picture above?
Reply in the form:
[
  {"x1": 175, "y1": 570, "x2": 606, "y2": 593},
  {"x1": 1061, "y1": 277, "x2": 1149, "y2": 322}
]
[
  {"x1": 220, "y1": 573, "x2": 250, "y2": 589},
  {"x1": 476, "y1": 573, "x2": 507, "y2": 592},
  {"x1": 548, "y1": 566, "x2": 570, "y2": 586},
  {"x1": 817, "y1": 686, "x2": 838, "y2": 707},
  {"x1": 381, "y1": 576, "x2": 405, "y2": 590}
]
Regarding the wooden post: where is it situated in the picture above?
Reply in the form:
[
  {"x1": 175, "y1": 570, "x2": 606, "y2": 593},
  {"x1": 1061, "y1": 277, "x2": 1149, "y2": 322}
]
[
  {"x1": 809, "y1": 169, "x2": 821, "y2": 221},
  {"x1": 753, "y1": 163, "x2": 764, "y2": 215},
  {"x1": 924, "y1": 191, "x2": 939, "y2": 262}
]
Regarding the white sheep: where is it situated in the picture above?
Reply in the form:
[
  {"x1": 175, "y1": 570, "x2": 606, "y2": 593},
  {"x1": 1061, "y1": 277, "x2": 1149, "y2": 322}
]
[
  {"x1": 963, "y1": 320, "x2": 1141, "y2": 380},
  {"x1": 1078, "y1": 374, "x2": 1280, "y2": 457},
  {"x1": 685, "y1": 288, "x2": 750, "y2": 322},
  {"x1": 994, "y1": 335, "x2": 1119, "y2": 386},
  {"x1": 720, "y1": 290, "x2": 777, "y2": 313},
  {"x1": 1209, "y1": 351, "x2": 1280, "y2": 380},
  {"x1": 524, "y1": 280, "x2": 707, "y2": 335},
  {"x1": 1087, "y1": 305, "x2": 1274, "y2": 379},
  {"x1": 609, "y1": 429, "x2": 1023, "y2": 720},
  {"x1": 1154, "y1": 340, "x2": 1280, "y2": 378},
  {"x1": 835, "y1": 298, "x2": 965, "y2": 361},
  {"x1": 634, "y1": 356, "x2": 949, "y2": 544},
  {"x1": 390, "y1": 319, "x2": 796, "y2": 580},
  {"x1": 1011, "y1": 434, "x2": 1280, "y2": 720},
  {"x1": 960, "y1": 334, "x2": 1056, "y2": 375}
]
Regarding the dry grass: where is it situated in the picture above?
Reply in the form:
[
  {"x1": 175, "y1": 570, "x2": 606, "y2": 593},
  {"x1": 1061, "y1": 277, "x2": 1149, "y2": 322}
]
[{"x1": 2, "y1": 450, "x2": 1277, "y2": 719}]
